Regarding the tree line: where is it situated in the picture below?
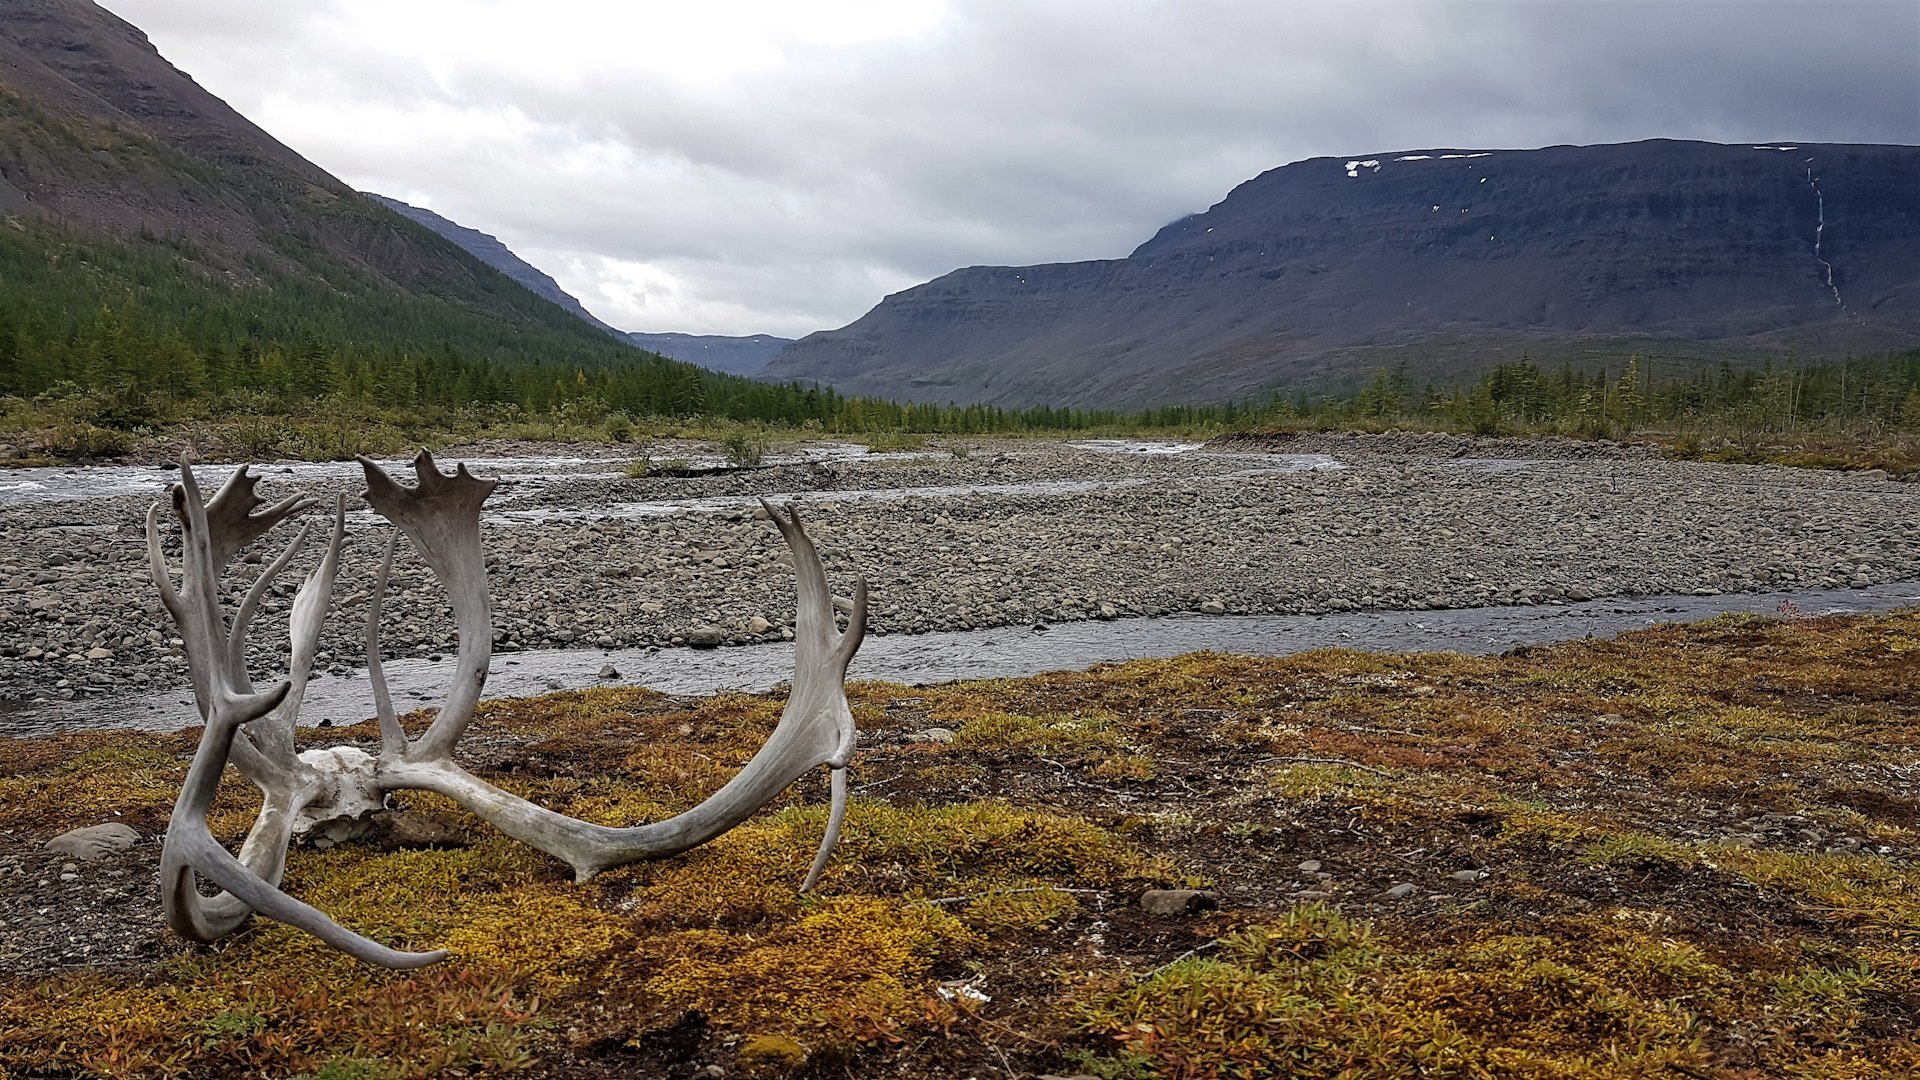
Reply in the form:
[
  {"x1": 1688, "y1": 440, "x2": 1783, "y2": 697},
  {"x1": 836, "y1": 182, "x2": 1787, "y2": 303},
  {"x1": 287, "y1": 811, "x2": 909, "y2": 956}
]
[{"x1": 4, "y1": 206, "x2": 1918, "y2": 439}]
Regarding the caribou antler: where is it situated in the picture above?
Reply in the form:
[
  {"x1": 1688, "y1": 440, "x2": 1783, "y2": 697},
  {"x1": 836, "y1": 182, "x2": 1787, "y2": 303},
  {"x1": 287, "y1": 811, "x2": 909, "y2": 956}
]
[
  {"x1": 152, "y1": 457, "x2": 447, "y2": 967},
  {"x1": 363, "y1": 454, "x2": 865, "y2": 884},
  {"x1": 148, "y1": 451, "x2": 869, "y2": 968}
]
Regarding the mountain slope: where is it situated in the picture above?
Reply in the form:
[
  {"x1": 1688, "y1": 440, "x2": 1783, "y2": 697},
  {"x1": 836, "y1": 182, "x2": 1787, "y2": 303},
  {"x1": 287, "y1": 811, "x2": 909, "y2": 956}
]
[
  {"x1": 364, "y1": 193, "x2": 625, "y2": 337},
  {"x1": 765, "y1": 140, "x2": 1920, "y2": 408},
  {"x1": 0, "y1": 0, "x2": 718, "y2": 404},
  {"x1": 623, "y1": 332, "x2": 791, "y2": 376},
  {"x1": 360, "y1": 195, "x2": 796, "y2": 378}
]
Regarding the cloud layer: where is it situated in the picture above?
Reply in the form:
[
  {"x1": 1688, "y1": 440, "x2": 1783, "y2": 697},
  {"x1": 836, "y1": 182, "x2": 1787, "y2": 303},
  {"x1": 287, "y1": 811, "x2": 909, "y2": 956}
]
[{"x1": 105, "y1": 0, "x2": 1920, "y2": 337}]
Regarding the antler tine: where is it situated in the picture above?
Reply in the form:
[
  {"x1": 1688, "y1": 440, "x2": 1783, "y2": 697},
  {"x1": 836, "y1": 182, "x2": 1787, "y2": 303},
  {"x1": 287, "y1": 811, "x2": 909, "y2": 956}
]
[
  {"x1": 357, "y1": 451, "x2": 497, "y2": 761},
  {"x1": 366, "y1": 529, "x2": 407, "y2": 760},
  {"x1": 802, "y1": 765, "x2": 850, "y2": 893},
  {"x1": 203, "y1": 464, "x2": 317, "y2": 569},
  {"x1": 227, "y1": 520, "x2": 316, "y2": 688},
  {"x1": 247, "y1": 494, "x2": 347, "y2": 762},
  {"x1": 761, "y1": 500, "x2": 838, "y2": 648}
]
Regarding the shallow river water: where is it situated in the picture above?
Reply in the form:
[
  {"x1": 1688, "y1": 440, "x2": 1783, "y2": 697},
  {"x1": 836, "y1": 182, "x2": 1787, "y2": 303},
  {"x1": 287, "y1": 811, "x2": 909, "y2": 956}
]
[{"x1": 9, "y1": 580, "x2": 1915, "y2": 737}]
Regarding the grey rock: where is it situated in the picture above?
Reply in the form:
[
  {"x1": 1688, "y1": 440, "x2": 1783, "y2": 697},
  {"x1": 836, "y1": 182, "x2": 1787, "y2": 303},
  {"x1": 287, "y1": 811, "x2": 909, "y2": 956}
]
[
  {"x1": 597, "y1": 664, "x2": 620, "y2": 679},
  {"x1": 1297, "y1": 859, "x2": 1322, "y2": 873},
  {"x1": 907, "y1": 727, "x2": 957, "y2": 744},
  {"x1": 686, "y1": 625, "x2": 726, "y2": 648},
  {"x1": 1378, "y1": 882, "x2": 1419, "y2": 900},
  {"x1": 45, "y1": 822, "x2": 140, "y2": 861},
  {"x1": 1140, "y1": 888, "x2": 1217, "y2": 916},
  {"x1": 1450, "y1": 869, "x2": 1488, "y2": 883}
]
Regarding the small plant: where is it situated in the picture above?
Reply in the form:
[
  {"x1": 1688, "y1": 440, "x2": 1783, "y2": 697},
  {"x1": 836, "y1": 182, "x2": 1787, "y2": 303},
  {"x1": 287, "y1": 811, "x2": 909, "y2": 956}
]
[
  {"x1": 722, "y1": 426, "x2": 772, "y2": 468},
  {"x1": 623, "y1": 456, "x2": 653, "y2": 479},
  {"x1": 948, "y1": 443, "x2": 974, "y2": 460}
]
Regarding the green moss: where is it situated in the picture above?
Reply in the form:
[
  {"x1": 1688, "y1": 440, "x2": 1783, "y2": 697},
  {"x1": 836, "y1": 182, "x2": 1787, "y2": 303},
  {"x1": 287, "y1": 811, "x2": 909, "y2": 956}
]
[{"x1": 8, "y1": 610, "x2": 1920, "y2": 1075}]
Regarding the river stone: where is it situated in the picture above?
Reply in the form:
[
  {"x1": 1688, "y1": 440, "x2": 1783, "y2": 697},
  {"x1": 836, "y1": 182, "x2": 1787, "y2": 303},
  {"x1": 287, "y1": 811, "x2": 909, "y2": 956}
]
[
  {"x1": 686, "y1": 625, "x2": 725, "y2": 648},
  {"x1": 45, "y1": 822, "x2": 140, "y2": 861},
  {"x1": 746, "y1": 615, "x2": 773, "y2": 634},
  {"x1": 1199, "y1": 599, "x2": 1227, "y2": 615},
  {"x1": 597, "y1": 664, "x2": 620, "y2": 679},
  {"x1": 1140, "y1": 888, "x2": 1217, "y2": 916},
  {"x1": 1377, "y1": 882, "x2": 1419, "y2": 900}
]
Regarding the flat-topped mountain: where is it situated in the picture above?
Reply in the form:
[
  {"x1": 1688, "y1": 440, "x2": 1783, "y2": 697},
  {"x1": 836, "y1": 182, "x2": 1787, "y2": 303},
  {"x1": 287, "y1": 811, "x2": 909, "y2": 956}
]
[{"x1": 765, "y1": 140, "x2": 1920, "y2": 407}]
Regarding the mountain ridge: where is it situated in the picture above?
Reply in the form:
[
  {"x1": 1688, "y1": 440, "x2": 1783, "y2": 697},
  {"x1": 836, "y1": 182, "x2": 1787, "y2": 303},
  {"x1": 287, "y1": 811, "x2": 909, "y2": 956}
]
[
  {"x1": 365, "y1": 193, "x2": 798, "y2": 377},
  {"x1": 363, "y1": 193, "x2": 626, "y2": 338},
  {"x1": 764, "y1": 139, "x2": 1920, "y2": 407}
]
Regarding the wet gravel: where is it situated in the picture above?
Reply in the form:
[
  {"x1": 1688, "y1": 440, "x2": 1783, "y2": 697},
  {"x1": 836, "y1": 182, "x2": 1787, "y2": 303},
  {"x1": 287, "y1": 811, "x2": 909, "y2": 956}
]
[{"x1": 2, "y1": 431, "x2": 1916, "y2": 723}]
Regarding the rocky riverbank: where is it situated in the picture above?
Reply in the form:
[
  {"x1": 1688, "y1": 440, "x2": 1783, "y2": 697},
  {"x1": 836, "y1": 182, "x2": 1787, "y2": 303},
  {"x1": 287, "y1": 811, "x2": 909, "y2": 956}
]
[{"x1": 2, "y1": 432, "x2": 1915, "y2": 709}]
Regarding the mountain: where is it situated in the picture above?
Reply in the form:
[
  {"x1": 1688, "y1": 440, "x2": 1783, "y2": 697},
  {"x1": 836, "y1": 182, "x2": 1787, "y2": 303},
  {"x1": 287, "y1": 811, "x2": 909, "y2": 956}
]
[
  {"x1": 765, "y1": 140, "x2": 1920, "y2": 408},
  {"x1": 365, "y1": 193, "x2": 624, "y2": 337},
  {"x1": 0, "y1": 0, "x2": 741, "y2": 413},
  {"x1": 624, "y1": 332, "x2": 791, "y2": 376},
  {"x1": 360, "y1": 196, "x2": 795, "y2": 378}
]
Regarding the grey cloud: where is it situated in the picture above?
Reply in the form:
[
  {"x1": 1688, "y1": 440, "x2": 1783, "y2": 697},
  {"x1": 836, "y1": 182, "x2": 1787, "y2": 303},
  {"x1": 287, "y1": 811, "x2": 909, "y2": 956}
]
[{"x1": 103, "y1": 0, "x2": 1920, "y2": 335}]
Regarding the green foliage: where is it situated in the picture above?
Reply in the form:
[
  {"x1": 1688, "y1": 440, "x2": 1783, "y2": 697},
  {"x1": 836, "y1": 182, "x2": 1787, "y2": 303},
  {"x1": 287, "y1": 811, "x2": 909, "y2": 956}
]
[
  {"x1": 1259, "y1": 350, "x2": 1920, "y2": 442},
  {"x1": 721, "y1": 425, "x2": 773, "y2": 467}
]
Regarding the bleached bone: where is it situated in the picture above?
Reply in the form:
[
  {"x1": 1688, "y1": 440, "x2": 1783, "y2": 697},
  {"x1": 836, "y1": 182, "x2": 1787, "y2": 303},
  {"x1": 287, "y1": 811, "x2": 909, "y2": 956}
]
[
  {"x1": 153, "y1": 461, "x2": 446, "y2": 967},
  {"x1": 150, "y1": 451, "x2": 867, "y2": 968}
]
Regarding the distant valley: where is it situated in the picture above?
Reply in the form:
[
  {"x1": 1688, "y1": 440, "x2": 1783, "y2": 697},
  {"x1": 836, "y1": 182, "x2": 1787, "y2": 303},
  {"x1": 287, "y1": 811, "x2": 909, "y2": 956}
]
[
  {"x1": 621, "y1": 333, "x2": 791, "y2": 376},
  {"x1": 367, "y1": 195, "x2": 795, "y2": 376}
]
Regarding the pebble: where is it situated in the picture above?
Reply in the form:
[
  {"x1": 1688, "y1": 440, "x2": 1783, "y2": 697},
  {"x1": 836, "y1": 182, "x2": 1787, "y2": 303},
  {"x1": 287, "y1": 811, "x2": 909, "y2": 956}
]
[
  {"x1": 906, "y1": 727, "x2": 956, "y2": 744},
  {"x1": 1450, "y1": 869, "x2": 1488, "y2": 883},
  {"x1": 1297, "y1": 859, "x2": 1322, "y2": 873},
  {"x1": 1378, "y1": 882, "x2": 1419, "y2": 900},
  {"x1": 3, "y1": 434, "x2": 1915, "y2": 714},
  {"x1": 596, "y1": 664, "x2": 619, "y2": 679}
]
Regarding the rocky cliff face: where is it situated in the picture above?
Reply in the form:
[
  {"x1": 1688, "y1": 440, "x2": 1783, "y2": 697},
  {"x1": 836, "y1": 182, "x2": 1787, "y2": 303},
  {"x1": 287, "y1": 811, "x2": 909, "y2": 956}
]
[{"x1": 765, "y1": 140, "x2": 1920, "y2": 407}]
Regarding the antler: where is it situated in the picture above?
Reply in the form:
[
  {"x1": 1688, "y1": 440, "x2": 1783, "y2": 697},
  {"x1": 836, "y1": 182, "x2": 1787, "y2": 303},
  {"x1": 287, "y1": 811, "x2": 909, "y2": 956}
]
[
  {"x1": 144, "y1": 451, "x2": 870, "y2": 969},
  {"x1": 151, "y1": 457, "x2": 447, "y2": 967},
  {"x1": 362, "y1": 454, "x2": 865, "y2": 885}
]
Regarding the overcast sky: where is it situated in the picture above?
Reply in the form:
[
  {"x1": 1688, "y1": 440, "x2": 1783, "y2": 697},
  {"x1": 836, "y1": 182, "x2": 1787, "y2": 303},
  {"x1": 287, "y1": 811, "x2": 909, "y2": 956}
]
[{"x1": 101, "y1": 0, "x2": 1920, "y2": 339}]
